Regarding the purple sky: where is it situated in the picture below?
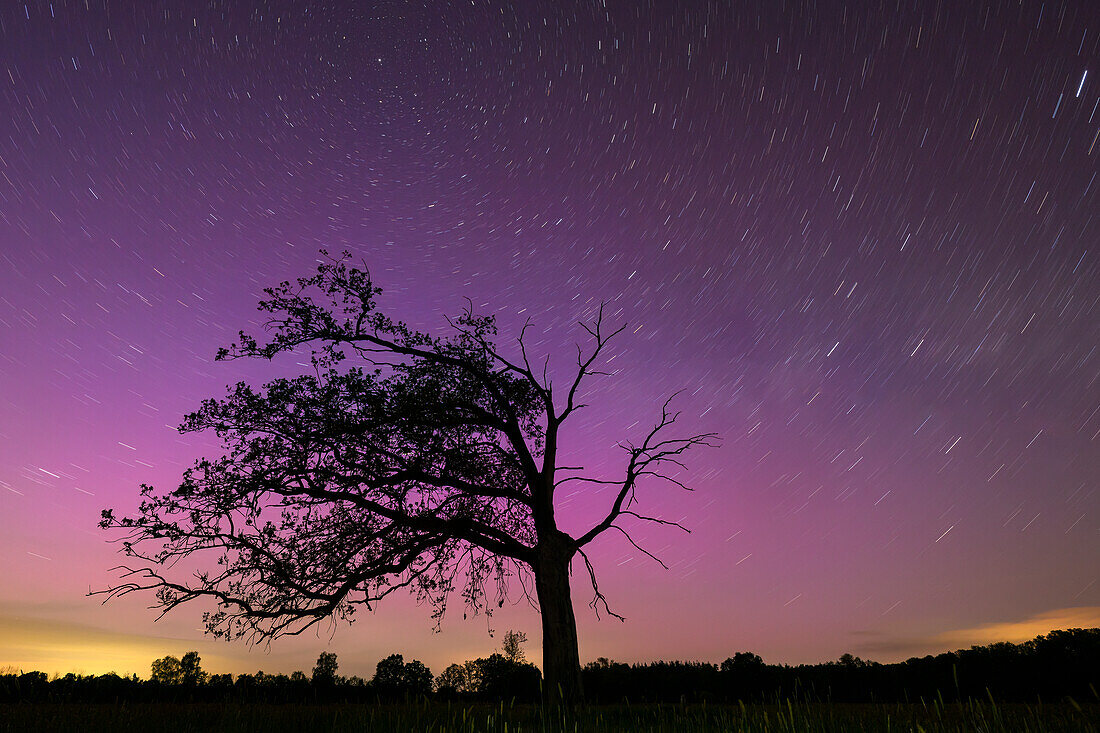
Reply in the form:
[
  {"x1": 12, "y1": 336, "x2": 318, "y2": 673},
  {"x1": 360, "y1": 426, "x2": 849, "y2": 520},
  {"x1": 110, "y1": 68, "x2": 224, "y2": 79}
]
[{"x1": 1, "y1": 1, "x2": 1097, "y2": 679}]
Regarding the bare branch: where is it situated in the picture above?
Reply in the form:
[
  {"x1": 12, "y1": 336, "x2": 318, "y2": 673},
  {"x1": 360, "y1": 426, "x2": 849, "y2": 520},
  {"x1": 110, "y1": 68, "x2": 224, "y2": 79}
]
[
  {"x1": 607, "y1": 525, "x2": 669, "y2": 570},
  {"x1": 576, "y1": 548, "x2": 624, "y2": 622},
  {"x1": 558, "y1": 304, "x2": 628, "y2": 424},
  {"x1": 576, "y1": 395, "x2": 717, "y2": 548},
  {"x1": 619, "y1": 510, "x2": 691, "y2": 533}
]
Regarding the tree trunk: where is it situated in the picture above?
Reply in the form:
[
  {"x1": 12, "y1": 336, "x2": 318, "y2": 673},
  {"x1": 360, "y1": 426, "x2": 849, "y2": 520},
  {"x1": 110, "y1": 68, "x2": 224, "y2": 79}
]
[{"x1": 535, "y1": 547, "x2": 583, "y2": 706}]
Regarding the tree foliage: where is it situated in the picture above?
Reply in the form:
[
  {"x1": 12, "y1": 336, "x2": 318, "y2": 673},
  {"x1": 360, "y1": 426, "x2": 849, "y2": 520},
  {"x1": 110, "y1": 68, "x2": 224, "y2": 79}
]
[
  {"x1": 311, "y1": 651, "x2": 339, "y2": 687},
  {"x1": 433, "y1": 653, "x2": 541, "y2": 701},
  {"x1": 149, "y1": 651, "x2": 205, "y2": 685},
  {"x1": 434, "y1": 663, "x2": 474, "y2": 696},
  {"x1": 371, "y1": 653, "x2": 433, "y2": 699},
  {"x1": 502, "y1": 629, "x2": 528, "y2": 663},
  {"x1": 720, "y1": 651, "x2": 764, "y2": 672},
  {"x1": 179, "y1": 651, "x2": 207, "y2": 685},
  {"x1": 149, "y1": 655, "x2": 181, "y2": 685}
]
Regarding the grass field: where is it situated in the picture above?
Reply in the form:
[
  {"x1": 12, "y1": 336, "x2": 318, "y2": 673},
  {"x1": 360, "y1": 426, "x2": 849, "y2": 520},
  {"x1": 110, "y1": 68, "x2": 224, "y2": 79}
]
[{"x1": 1, "y1": 700, "x2": 1097, "y2": 732}]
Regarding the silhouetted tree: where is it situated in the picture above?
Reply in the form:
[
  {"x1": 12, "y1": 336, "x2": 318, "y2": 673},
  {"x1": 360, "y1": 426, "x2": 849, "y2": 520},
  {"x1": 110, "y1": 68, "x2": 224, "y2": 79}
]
[
  {"x1": 371, "y1": 653, "x2": 406, "y2": 697},
  {"x1": 470, "y1": 652, "x2": 542, "y2": 701},
  {"x1": 371, "y1": 653, "x2": 433, "y2": 699},
  {"x1": 179, "y1": 651, "x2": 207, "y2": 685},
  {"x1": 720, "y1": 651, "x2": 764, "y2": 672},
  {"x1": 502, "y1": 629, "x2": 528, "y2": 663},
  {"x1": 402, "y1": 659, "x2": 434, "y2": 698},
  {"x1": 96, "y1": 254, "x2": 715, "y2": 705},
  {"x1": 434, "y1": 663, "x2": 474, "y2": 697},
  {"x1": 149, "y1": 655, "x2": 182, "y2": 684},
  {"x1": 233, "y1": 672, "x2": 256, "y2": 694},
  {"x1": 311, "y1": 651, "x2": 339, "y2": 687},
  {"x1": 208, "y1": 673, "x2": 233, "y2": 690}
]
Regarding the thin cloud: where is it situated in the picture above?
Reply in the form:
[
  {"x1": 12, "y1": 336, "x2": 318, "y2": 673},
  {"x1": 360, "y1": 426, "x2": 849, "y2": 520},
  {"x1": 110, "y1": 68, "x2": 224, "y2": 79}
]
[
  {"x1": 851, "y1": 607, "x2": 1100, "y2": 660},
  {"x1": 932, "y1": 607, "x2": 1100, "y2": 647}
]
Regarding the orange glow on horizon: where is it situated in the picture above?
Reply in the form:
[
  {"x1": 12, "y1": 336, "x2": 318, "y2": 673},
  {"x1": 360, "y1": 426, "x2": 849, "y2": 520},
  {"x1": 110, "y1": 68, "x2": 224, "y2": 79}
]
[
  {"x1": 930, "y1": 607, "x2": 1100, "y2": 649},
  {"x1": 3, "y1": 607, "x2": 1098, "y2": 678},
  {"x1": 0, "y1": 614, "x2": 240, "y2": 678}
]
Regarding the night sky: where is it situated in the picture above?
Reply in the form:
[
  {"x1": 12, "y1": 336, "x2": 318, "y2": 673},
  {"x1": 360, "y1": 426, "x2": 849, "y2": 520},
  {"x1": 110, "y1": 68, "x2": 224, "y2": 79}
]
[{"x1": 1, "y1": 1, "x2": 1098, "y2": 679}]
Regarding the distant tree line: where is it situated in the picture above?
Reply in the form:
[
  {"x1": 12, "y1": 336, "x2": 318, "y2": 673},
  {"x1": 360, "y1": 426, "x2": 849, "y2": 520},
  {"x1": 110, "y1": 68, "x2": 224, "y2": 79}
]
[
  {"x1": 2, "y1": 628, "x2": 1097, "y2": 705},
  {"x1": 582, "y1": 629, "x2": 1100, "y2": 704},
  {"x1": 0, "y1": 630, "x2": 541, "y2": 704}
]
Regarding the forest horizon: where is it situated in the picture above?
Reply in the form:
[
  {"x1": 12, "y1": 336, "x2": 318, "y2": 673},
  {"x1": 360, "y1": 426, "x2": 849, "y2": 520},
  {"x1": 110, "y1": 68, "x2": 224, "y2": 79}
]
[
  {"x1": 5, "y1": 627, "x2": 1098, "y2": 705},
  {"x1": 1, "y1": 0, "x2": 1096, "y2": 708}
]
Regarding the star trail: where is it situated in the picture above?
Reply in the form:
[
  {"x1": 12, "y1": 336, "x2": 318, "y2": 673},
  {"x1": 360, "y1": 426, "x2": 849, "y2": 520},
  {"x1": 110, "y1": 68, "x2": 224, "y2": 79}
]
[{"x1": 0, "y1": 1, "x2": 1097, "y2": 677}]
